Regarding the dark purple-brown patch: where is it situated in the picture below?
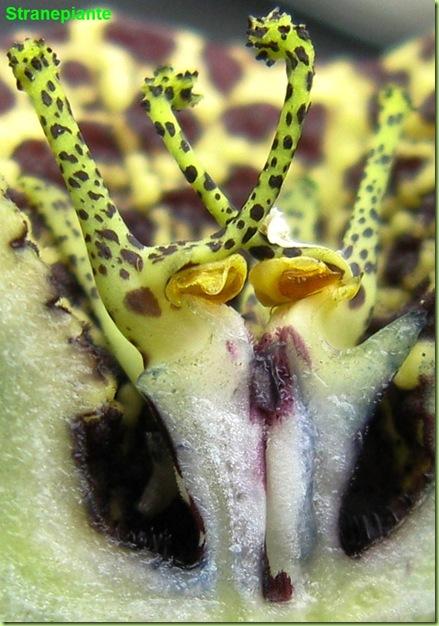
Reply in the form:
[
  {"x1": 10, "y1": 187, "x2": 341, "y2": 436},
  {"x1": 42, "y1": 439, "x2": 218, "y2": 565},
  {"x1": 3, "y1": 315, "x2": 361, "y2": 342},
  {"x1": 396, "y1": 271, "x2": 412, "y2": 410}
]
[
  {"x1": 418, "y1": 92, "x2": 435, "y2": 125},
  {"x1": 223, "y1": 103, "x2": 279, "y2": 141},
  {"x1": 71, "y1": 402, "x2": 202, "y2": 566},
  {"x1": 121, "y1": 209, "x2": 156, "y2": 246},
  {"x1": 296, "y1": 103, "x2": 327, "y2": 164},
  {"x1": 78, "y1": 120, "x2": 122, "y2": 163},
  {"x1": 48, "y1": 260, "x2": 84, "y2": 306},
  {"x1": 61, "y1": 60, "x2": 93, "y2": 85},
  {"x1": 262, "y1": 554, "x2": 294, "y2": 602},
  {"x1": 417, "y1": 191, "x2": 435, "y2": 227},
  {"x1": 348, "y1": 284, "x2": 366, "y2": 309},
  {"x1": 339, "y1": 378, "x2": 434, "y2": 557},
  {"x1": 204, "y1": 42, "x2": 242, "y2": 94},
  {"x1": 106, "y1": 19, "x2": 175, "y2": 64},
  {"x1": 178, "y1": 109, "x2": 202, "y2": 146},
  {"x1": 223, "y1": 165, "x2": 259, "y2": 209},
  {"x1": 0, "y1": 77, "x2": 15, "y2": 114},
  {"x1": 120, "y1": 248, "x2": 144, "y2": 271},
  {"x1": 162, "y1": 187, "x2": 216, "y2": 231},
  {"x1": 124, "y1": 286, "x2": 161, "y2": 317},
  {"x1": 251, "y1": 329, "x2": 295, "y2": 427},
  {"x1": 13, "y1": 139, "x2": 63, "y2": 185},
  {"x1": 388, "y1": 155, "x2": 425, "y2": 194},
  {"x1": 384, "y1": 234, "x2": 422, "y2": 287}
]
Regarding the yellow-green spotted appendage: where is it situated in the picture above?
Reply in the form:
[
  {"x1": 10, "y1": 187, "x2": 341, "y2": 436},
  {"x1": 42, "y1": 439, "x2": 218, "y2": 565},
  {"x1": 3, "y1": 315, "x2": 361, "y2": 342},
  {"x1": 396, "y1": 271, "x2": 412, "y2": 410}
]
[{"x1": 18, "y1": 175, "x2": 143, "y2": 383}]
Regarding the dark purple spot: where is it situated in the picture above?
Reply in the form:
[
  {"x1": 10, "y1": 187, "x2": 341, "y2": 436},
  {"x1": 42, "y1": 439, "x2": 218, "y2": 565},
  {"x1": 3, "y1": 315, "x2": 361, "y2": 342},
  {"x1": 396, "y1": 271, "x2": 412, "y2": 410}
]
[
  {"x1": 97, "y1": 229, "x2": 119, "y2": 244},
  {"x1": 348, "y1": 285, "x2": 365, "y2": 309},
  {"x1": 121, "y1": 249, "x2": 144, "y2": 271},
  {"x1": 95, "y1": 240, "x2": 112, "y2": 260},
  {"x1": 242, "y1": 226, "x2": 257, "y2": 244},
  {"x1": 124, "y1": 287, "x2": 161, "y2": 316},
  {"x1": 204, "y1": 42, "x2": 242, "y2": 94},
  {"x1": 419, "y1": 92, "x2": 435, "y2": 125},
  {"x1": 250, "y1": 203, "x2": 264, "y2": 221},
  {"x1": 50, "y1": 123, "x2": 71, "y2": 139},
  {"x1": 119, "y1": 268, "x2": 130, "y2": 280},
  {"x1": 263, "y1": 569, "x2": 293, "y2": 603},
  {"x1": 223, "y1": 103, "x2": 279, "y2": 141},
  {"x1": 0, "y1": 78, "x2": 15, "y2": 113},
  {"x1": 179, "y1": 109, "x2": 202, "y2": 145},
  {"x1": 296, "y1": 104, "x2": 326, "y2": 164},
  {"x1": 160, "y1": 188, "x2": 215, "y2": 233},
  {"x1": 388, "y1": 156, "x2": 424, "y2": 195},
  {"x1": 384, "y1": 234, "x2": 422, "y2": 286},
  {"x1": 41, "y1": 90, "x2": 52, "y2": 106},
  {"x1": 106, "y1": 19, "x2": 175, "y2": 63},
  {"x1": 13, "y1": 139, "x2": 63, "y2": 185},
  {"x1": 249, "y1": 245, "x2": 275, "y2": 260},
  {"x1": 184, "y1": 165, "x2": 198, "y2": 183},
  {"x1": 223, "y1": 166, "x2": 259, "y2": 209},
  {"x1": 78, "y1": 120, "x2": 122, "y2": 163},
  {"x1": 61, "y1": 60, "x2": 93, "y2": 85}
]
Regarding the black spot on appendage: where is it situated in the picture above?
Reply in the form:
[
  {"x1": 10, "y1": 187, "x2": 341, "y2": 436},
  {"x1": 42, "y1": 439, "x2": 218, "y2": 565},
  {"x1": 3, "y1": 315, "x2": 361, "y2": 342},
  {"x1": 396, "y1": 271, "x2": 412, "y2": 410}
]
[
  {"x1": 50, "y1": 123, "x2": 72, "y2": 139},
  {"x1": 30, "y1": 58, "x2": 42, "y2": 71},
  {"x1": 284, "y1": 247, "x2": 302, "y2": 258},
  {"x1": 127, "y1": 233, "x2": 144, "y2": 249},
  {"x1": 203, "y1": 173, "x2": 216, "y2": 191},
  {"x1": 295, "y1": 46, "x2": 309, "y2": 65},
  {"x1": 296, "y1": 104, "x2": 307, "y2": 124},
  {"x1": 250, "y1": 204, "x2": 264, "y2": 221},
  {"x1": 268, "y1": 175, "x2": 283, "y2": 189},
  {"x1": 350, "y1": 262, "x2": 361, "y2": 276},
  {"x1": 283, "y1": 135, "x2": 293, "y2": 150},
  {"x1": 184, "y1": 165, "x2": 197, "y2": 183},
  {"x1": 68, "y1": 177, "x2": 81, "y2": 189},
  {"x1": 41, "y1": 90, "x2": 52, "y2": 106},
  {"x1": 154, "y1": 121, "x2": 165, "y2": 136},
  {"x1": 343, "y1": 245, "x2": 353, "y2": 259},
  {"x1": 78, "y1": 209, "x2": 89, "y2": 220},
  {"x1": 88, "y1": 191, "x2": 104, "y2": 201},
  {"x1": 74, "y1": 170, "x2": 89, "y2": 181},
  {"x1": 59, "y1": 151, "x2": 78, "y2": 163},
  {"x1": 249, "y1": 245, "x2": 275, "y2": 259},
  {"x1": 242, "y1": 226, "x2": 257, "y2": 244},
  {"x1": 180, "y1": 139, "x2": 190, "y2": 153},
  {"x1": 165, "y1": 121, "x2": 176, "y2": 136}
]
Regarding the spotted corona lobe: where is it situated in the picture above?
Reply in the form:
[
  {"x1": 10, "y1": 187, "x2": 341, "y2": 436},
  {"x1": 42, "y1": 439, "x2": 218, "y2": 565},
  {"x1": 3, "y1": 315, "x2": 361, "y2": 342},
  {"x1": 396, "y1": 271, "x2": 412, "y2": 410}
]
[{"x1": 1, "y1": 8, "x2": 434, "y2": 621}]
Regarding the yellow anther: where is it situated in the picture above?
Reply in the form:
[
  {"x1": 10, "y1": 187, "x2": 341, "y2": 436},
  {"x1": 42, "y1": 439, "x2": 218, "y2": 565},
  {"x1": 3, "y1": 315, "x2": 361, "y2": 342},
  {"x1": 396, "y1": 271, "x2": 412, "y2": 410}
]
[
  {"x1": 249, "y1": 257, "x2": 359, "y2": 307},
  {"x1": 166, "y1": 254, "x2": 247, "y2": 307}
]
